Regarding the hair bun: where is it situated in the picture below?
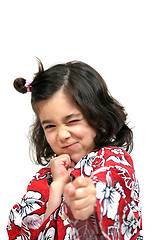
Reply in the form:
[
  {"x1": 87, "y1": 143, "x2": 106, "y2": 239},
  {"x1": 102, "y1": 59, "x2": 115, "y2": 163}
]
[{"x1": 13, "y1": 78, "x2": 28, "y2": 94}]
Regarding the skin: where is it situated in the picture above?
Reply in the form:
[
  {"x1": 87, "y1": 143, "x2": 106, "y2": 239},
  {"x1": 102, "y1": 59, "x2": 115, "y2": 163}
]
[{"x1": 37, "y1": 89, "x2": 97, "y2": 221}]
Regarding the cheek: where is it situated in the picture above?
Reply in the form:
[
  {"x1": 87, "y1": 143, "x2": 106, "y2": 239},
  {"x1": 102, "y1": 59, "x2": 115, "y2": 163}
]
[
  {"x1": 86, "y1": 127, "x2": 97, "y2": 140},
  {"x1": 45, "y1": 133, "x2": 56, "y2": 148},
  {"x1": 80, "y1": 127, "x2": 96, "y2": 144},
  {"x1": 88, "y1": 130, "x2": 97, "y2": 148}
]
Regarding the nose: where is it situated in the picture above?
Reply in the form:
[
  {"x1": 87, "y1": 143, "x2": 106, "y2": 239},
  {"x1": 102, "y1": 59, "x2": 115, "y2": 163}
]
[{"x1": 57, "y1": 126, "x2": 71, "y2": 142}]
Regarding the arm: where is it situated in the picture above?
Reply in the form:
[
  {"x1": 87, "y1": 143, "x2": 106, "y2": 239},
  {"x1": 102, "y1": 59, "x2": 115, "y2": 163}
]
[
  {"x1": 43, "y1": 181, "x2": 64, "y2": 221},
  {"x1": 7, "y1": 168, "x2": 52, "y2": 239},
  {"x1": 43, "y1": 154, "x2": 75, "y2": 221}
]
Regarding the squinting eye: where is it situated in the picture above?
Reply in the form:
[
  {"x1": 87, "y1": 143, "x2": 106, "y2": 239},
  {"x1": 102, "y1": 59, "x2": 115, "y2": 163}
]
[
  {"x1": 69, "y1": 119, "x2": 79, "y2": 123},
  {"x1": 67, "y1": 119, "x2": 80, "y2": 126},
  {"x1": 44, "y1": 125, "x2": 56, "y2": 130}
]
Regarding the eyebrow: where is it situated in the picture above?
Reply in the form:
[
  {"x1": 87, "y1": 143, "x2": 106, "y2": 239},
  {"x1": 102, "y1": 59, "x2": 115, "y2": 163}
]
[
  {"x1": 41, "y1": 120, "x2": 54, "y2": 126},
  {"x1": 41, "y1": 113, "x2": 82, "y2": 126},
  {"x1": 64, "y1": 113, "x2": 82, "y2": 121}
]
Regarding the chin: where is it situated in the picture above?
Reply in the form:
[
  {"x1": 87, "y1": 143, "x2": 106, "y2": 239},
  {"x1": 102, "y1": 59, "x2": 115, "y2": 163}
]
[
  {"x1": 70, "y1": 154, "x2": 82, "y2": 164},
  {"x1": 71, "y1": 151, "x2": 89, "y2": 163}
]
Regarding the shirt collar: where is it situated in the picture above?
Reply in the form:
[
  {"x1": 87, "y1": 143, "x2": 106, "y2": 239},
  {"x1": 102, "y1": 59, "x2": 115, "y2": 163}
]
[{"x1": 70, "y1": 150, "x2": 98, "y2": 180}]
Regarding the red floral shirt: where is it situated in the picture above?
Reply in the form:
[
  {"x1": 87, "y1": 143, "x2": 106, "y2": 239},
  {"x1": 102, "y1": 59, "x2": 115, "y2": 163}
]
[{"x1": 7, "y1": 147, "x2": 143, "y2": 239}]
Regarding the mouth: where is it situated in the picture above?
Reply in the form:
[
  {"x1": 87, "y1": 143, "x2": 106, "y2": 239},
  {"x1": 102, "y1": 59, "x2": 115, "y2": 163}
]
[{"x1": 63, "y1": 142, "x2": 78, "y2": 149}]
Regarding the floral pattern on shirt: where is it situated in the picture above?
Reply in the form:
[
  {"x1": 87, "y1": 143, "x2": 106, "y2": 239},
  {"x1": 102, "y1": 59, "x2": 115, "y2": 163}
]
[{"x1": 7, "y1": 146, "x2": 143, "y2": 240}]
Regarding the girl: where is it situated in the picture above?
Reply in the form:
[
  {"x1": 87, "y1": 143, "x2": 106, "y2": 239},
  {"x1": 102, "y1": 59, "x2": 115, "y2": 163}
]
[{"x1": 7, "y1": 60, "x2": 142, "y2": 239}]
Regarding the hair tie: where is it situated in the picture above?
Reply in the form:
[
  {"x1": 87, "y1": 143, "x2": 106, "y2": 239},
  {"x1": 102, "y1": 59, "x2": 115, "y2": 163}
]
[{"x1": 25, "y1": 81, "x2": 32, "y2": 92}]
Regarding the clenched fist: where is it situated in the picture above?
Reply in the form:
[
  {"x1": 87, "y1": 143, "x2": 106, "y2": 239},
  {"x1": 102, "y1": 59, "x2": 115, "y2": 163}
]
[
  {"x1": 64, "y1": 176, "x2": 96, "y2": 220},
  {"x1": 50, "y1": 154, "x2": 76, "y2": 184}
]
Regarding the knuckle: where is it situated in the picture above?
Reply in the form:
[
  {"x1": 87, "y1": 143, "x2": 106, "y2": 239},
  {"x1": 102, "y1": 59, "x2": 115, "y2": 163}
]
[
  {"x1": 50, "y1": 158, "x2": 56, "y2": 167},
  {"x1": 88, "y1": 178, "x2": 92, "y2": 183},
  {"x1": 70, "y1": 199, "x2": 79, "y2": 210},
  {"x1": 76, "y1": 176, "x2": 83, "y2": 184},
  {"x1": 73, "y1": 201, "x2": 80, "y2": 209},
  {"x1": 50, "y1": 157, "x2": 55, "y2": 163},
  {"x1": 61, "y1": 154, "x2": 70, "y2": 160}
]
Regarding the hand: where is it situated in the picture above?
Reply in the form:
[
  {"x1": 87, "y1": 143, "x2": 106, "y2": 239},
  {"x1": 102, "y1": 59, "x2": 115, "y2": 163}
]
[
  {"x1": 64, "y1": 177, "x2": 96, "y2": 220},
  {"x1": 50, "y1": 154, "x2": 75, "y2": 184},
  {"x1": 44, "y1": 154, "x2": 75, "y2": 222}
]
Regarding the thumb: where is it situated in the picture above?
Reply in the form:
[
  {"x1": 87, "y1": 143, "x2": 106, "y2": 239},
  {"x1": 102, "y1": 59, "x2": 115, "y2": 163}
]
[{"x1": 64, "y1": 182, "x2": 76, "y2": 206}]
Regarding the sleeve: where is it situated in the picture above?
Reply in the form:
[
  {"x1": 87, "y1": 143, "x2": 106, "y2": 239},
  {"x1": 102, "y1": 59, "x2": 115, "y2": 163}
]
[
  {"x1": 7, "y1": 168, "x2": 58, "y2": 240},
  {"x1": 64, "y1": 202, "x2": 102, "y2": 239},
  {"x1": 91, "y1": 147, "x2": 143, "y2": 239}
]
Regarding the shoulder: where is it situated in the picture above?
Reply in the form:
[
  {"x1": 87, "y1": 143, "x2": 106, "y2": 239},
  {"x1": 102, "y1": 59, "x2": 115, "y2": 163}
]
[
  {"x1": 33, "y1": 167, "x2": 52, "y2": 183},
  {"x1": 7, "y1": 167, "x2": 52, "y2": 235},
  {"x1": 95, "y1": 146, "x2": 134, "y2": 168},
  {"x1": 27, "y1": 167, "x2": 52, "y2": 194},
  {"x1": 92, "y1": 146, "x2": 135, "y2": 180},
  {"x1": 96, "y1": 146, "x2": 131, "y2": 158},
  {"x1": 92, "y1": 146, "x2": 137, "y2": 197}
]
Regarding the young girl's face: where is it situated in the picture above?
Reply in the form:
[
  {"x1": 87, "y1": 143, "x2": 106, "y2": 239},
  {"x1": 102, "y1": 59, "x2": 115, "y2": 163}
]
[{"x1": 38, "y1": 90, "x2": 96, "y2": 163}]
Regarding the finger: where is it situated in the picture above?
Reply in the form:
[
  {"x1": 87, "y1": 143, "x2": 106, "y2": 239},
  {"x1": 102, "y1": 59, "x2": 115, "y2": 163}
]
[
  {"x1": 74, "y1": 185, "x2": 96, "y2": 201},
  {"x1": 50, "y1": 154, "x2": 71, "y2": 168},
  {"x1": 69, "y1": 195, "x2": 94, "y2": 210},
  {"x1": 50, "y1": 154, "x2": 71, "y2": 183},
  {"x1": 64, "y1": 178, "x2": 91, "y2": 199},
  {"x1": 72, "y1": 177, "x2": 92, "y2": 188},
  {"x1": 70, "y1": 160, "x2": 76, "y2": 168},
  {"x1": 64, "y1": 183, "x2": 76, "y2": 207},
  {"x1": 64, "y1": 182, "x2": 76, "y2": 197},
  {"x1": 67, "y1": 160, "x2": 76, "y2": 174},
  {"x1": 60, "y1": 154, "x2": 71, "y2": 168},
  {"x1": 71, "y1": 187, "x2": 88, "y2": 199},
  {"x1": 71, "y1": 204, "x2": 95, "y2": 220}
]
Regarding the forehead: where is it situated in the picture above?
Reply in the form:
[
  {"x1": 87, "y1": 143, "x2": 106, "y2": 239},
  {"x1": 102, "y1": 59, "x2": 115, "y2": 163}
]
[{"x1": 37, "y1": 90, "x2": 82, "y2": 121}]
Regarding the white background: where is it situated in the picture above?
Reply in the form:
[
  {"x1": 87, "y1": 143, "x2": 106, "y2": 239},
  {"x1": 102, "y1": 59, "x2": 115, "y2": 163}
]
[{"x1": 0, "y1": 0, "x2": 160, "y2": 239}]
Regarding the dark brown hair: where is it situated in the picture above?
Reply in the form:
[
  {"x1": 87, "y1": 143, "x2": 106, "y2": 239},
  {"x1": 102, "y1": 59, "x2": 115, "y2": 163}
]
[{"x1": 14, "y1": 59, "x2": 133, "y2": 165}]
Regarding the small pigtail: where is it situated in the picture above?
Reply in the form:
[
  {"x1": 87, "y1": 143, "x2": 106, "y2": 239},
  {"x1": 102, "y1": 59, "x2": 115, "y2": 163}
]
[{"x1": 13, "y1": 78, "x2": 31, "y2": 94}]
